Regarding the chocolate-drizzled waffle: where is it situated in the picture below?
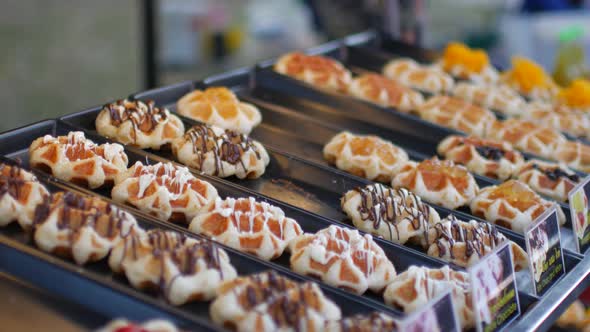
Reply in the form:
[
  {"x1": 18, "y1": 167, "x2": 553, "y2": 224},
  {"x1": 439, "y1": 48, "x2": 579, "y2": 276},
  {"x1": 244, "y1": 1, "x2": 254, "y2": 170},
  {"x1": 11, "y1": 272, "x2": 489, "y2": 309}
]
[
  {"x1": 109, "y1": 229, "x2": 237, "y2": 305},
  {"x1": 289, "y1": 225, "x2": 396, "y2": 295},
  {"x1": 426, "y1": 215, "x2": 528, "y2": 270},
  {"x1": 112, "y1": 161, "x2": 218, "y2": 223},
  {"x1": 96, "y1": 99, "x2": 184, "y2": 150},
  {"x1": 172, "y1": 124, "x2": 269, "y2": 179},
  {"x1": 32, "y1": 191, "x2": 139, "y2": 265},
  {"x1": 383, "y1": 265, "x2": 474, "y2": 329},
  {"x1": 189, "y1": 197, "x2": 302, "y2": 261},
  {"x1": 324, "y1": 312, "x2": 399, "y2": 332},
  {"x1": 0, "y1": 163, "x2": 49, "y2": 230},
  {"x1": 210, "y1": 271, "x2": 300, "y2": 329},
  {"x1": 515, "y1": 160, "x2": 581, "y2": 203},
  {"x1": 341, "y1": 184, "x2": 440, "y2": 246},
  {"x1": 29, "y1": 131, "x2": 128, "y2": 189}
]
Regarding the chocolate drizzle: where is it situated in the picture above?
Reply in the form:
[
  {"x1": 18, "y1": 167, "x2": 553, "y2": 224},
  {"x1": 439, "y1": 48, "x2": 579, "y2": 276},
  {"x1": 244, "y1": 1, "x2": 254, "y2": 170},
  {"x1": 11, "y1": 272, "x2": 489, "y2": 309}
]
[
  {"x1": 353, "y1": 184, "x2": 431, "y2": 241},
  {"x1": 184, "y1": 124, "x2": 261, "y2": 175},
  {"x1": 336, "y1": 312, "x2": 398, "y2": 332},
  {"x1": 238, "y1": 271, "x2": 294, "y2": 309},
  {"x1": 103, "y1": 99, "x2": 169, "y2": 142},
  {"x1": 0, "y1": 164, "x2": 31, "y2": 200},
  {"x1": 475, "y1": 145, "x2": 505, "y2": 161},
  {"x1": 532, "y1": 163, "x2": 580, "y2": 182}
]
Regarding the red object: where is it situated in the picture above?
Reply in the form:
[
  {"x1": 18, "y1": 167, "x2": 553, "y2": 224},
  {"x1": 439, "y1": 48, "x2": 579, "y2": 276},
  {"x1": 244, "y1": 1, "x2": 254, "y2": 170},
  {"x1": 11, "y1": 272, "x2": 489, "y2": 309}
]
[
  {"x1": 580, "y1": 286, "x2": 590, "y2": 306},
  {"x1": 114, "y1": 324, "x2": 149, "y2": 332}
]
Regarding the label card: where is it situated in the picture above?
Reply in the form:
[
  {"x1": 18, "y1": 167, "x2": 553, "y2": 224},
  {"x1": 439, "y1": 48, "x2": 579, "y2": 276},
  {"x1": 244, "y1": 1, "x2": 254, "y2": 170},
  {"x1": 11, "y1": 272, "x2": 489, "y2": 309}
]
[
  {"x1": 525, "y1": 206, "x2": 566, "y2": 296},
  {"x1": 568, "y1": 175, "x2": 590, "y2": 254},
  {"x1": 469, "y1": 241, "x2": 520, "y2": 332},
  {"x1": 397, "y1": 290, "x2": 460, "y2": 332}
]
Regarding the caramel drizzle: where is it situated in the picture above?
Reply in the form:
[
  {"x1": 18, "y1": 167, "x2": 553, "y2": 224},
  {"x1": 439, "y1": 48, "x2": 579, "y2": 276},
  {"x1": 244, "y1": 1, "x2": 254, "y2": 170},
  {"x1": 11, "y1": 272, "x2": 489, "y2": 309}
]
[
  {"x1": 433, "y1": 215, "x2": 502, "y2": 260},
  {"x1": 0, "y1": 164, "x2": 31, "y2": 200},
  {"x1": 184, "y1": 124, "x2": 261, "y2": 176},
  {"x1": 32, "y1": 192, "x2": 135, "y2": 255},
  {"x1": 354, "y1": 185, "x2": 431, "y2": 242},
  {"x1": 104, "y1": 99, "x2": 169, "y2": 142},
  {"x1": 531, "y1": 163, "x2": 580, "y2": 182}
]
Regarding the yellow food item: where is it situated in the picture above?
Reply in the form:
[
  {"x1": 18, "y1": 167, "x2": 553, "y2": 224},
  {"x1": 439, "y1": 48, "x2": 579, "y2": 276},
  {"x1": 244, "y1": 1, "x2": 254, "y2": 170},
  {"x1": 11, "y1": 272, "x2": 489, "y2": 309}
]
[
  {"x1": 442, "y1": 42, "x2": 489, "y2": 74},
  {"x1": 505, "y1": 57, "x2": 554, "y2": 93},
  {"x1": 558, "y1": 79, "x2": 590, "y2": 111}
]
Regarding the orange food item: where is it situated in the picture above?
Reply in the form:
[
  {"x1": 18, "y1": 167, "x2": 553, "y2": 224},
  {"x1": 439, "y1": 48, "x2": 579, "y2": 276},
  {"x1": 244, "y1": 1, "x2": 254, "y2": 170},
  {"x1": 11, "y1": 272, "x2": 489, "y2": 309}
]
[
  {"x1": 442, "y1": 42, "x2": 489, "y2": 75},
  {"x1": 504, "y1": 57, "x2": 554, "y2": 94},
  {"x1": 558, "y1": 79, "x2": 590, "y2": 111}
]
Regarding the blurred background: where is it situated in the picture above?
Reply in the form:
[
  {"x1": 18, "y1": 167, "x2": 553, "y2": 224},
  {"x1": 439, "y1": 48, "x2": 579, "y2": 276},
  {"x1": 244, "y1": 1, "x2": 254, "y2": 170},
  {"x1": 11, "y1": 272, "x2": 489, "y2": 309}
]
[{"x1": 1, "y1": 0, "x2": 589, "y2": 131}]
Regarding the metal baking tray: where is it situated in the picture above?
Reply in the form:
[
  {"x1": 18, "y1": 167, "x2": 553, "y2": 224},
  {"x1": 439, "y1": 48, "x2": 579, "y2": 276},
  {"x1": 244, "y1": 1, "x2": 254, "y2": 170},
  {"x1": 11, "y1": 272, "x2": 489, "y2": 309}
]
[
  {"x1": 0, "y1": 150, "x2": 405, "y2": 331},
  {"x1": 1, "y1": 119, "x2": 486, "y2": 319}
]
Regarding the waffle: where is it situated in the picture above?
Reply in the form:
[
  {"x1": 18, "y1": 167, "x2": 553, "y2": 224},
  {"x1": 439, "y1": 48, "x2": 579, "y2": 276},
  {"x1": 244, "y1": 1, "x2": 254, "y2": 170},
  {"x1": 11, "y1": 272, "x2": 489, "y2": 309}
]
[
  {"x1": 486, "y1": 119, "x2": 567, "y2": 159},
  {"x1": 452, "y1": 82, "x2": 526, "y2": 117},
  {"x1": 323, "y1": 131, "x2": 409, "y2": 182},
  {"x1": 190, "y1": 197, "x2": 303, "y2": 260},
  {"x1": 237, "y1": 281, "x2": 342, "y2": 332},
  {"x1": 501, "y1": 57, "x2": 559, "y2": 101},
  {"x1": 97, "y1": 319, "x2": 180, "y2": 332},
  {"x1": 96, "y1": 99, "x2": 184, "y2": 149},
  {"x1": 324, "y1": 312, "x2": 399, "y2": 332},
  {"x1": 554, "y1": 140, "x2": 590, "y2": 173},
  {"x1": 383, "y1": 265, "x2": 473, "y2": 329},
  {"x1": 341, "y1": 184, "x2": 440, "y2": 246},
  {"x1": 470, "y1": 180, "x2": 566, "y2": 234},
  {"x1": 347, "y1": 73, "x2": 424, "y2": 112},
  {"x1": 29, "y1": 131, "x2": 128, "y2": 189},
  {"x1": 416, "y1": 96, "x2": 496, "y2": 137},
  {"x1": 32, "y1": 191, "x2": 139, "y2": 265},
  {"x1": 289, "y1": 225, "x2": 396, "y2": 295},
  {"x1": 0, "y1": 163, "x2": 49, "y2": 230},
  {"x1": 437, "y1": 135, "x2": 524, "y2": 181},
  {"x1": 522, "y1": 102, "x2": 590, "y2": 139},
  {"x1": 515, "y1": 160, "x2": 580, "y2": 203},
  {"x1": 274, "y1": 52, "x2": 352, "y2": 93},
  {"x1": 391, "y1": 158, "x2": 480, "y2": 210},
  {"x1": 177, "y1": 87, "x2": 261, "y2": 134},
  {"x1": 440, "y1": 42, "x2": 499, "y2": 84},
  {"x1": 112, "y1": 161, "x2": 218, "y2": 223},
  {"x1": 382, "y1": 58, "x2": 454, "y2": 93},
  {"x1": 171, "y1": 123, "x2": 269, "y2": 179},
  {"x1": 426, "y1": 215, "x2": 528, "y2": 270},
  {"x1": 109, "y1": 229, "x2": 237, "y2": 305}
]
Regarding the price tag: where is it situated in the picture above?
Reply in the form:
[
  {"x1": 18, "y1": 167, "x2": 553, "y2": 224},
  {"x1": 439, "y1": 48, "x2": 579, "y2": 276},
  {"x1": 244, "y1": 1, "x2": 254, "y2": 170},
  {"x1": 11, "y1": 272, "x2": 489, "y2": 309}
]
[
  {"x1": 525, "y1": 206, "x2": 565, "y2": 296},
  {"x1": 397, "y1": 290, "x2": 460, "y2": 332},
  {"x1": 469, "y1": 241, "x2": 520, "y2": 332},
  {"x1": 568, "y1": 175, "x2": 590, "y2": 254}
]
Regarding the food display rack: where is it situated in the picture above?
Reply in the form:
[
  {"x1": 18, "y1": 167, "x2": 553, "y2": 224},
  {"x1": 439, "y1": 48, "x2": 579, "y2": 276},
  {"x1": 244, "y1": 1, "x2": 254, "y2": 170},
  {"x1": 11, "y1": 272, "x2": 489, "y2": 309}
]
[{"x1": 1, "y1": 30, "x2": 589, "y2": 331}]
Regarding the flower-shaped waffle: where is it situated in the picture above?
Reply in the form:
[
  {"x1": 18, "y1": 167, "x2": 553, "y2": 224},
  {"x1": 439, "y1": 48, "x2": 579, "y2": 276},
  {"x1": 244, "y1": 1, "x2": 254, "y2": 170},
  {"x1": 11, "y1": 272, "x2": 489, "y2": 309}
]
[
  {"x1": 515, "y1": 160, "x2": 581, "y2": 203},
  {"x1": 341, "y1": 184, "x2": 440, "y2": 246},
  {"x1": 0, "y1": 163, "x2": 49, "y2": 230},
  {"x1": 391, "y1": 158, "x2": 480, "y2": 210},
  {"x1": 486, "y1": 119, "x2": 567, "y2": 159},
  {"x1": 554, "y1": 140, "x2": 590, "y2": 173},
  {"x1": 29, "y1": 131, "x2": 128, "y2": 189},
  {"x1": 437, "y1": 135, "x2": 524, "y2": 181},
  {"x1": 324, "y1": 312, "x2": 398, "y2": 332},
  {"x1": 522, "y1": 102, "x2": 590, "y2": 139},
  {"x1": 190, "y1": 197, "x2": 303, "y2": 260},
  {"x1": 177, "y1": 87, "x2": 261, "y2": 134},
  {"x1": 452, "y1": 82, "x2": 526, "y2": 117},
  {"x1": 274, "y1": 52, "x2": 352, "y2": 93},
  {"x1": 501, "y1": 56, "x2": 559, "y2": 101},
  {"x1": 32, "y1": 191, "x2": 139, "y2": 265},
  {"x1": 347, "y1": 73, "x2": 424, "y2": 112},
  {"x1": 109, "y1": 229, "x2": 237, "y2": 305},
  {"x1": 289, "y1": 225, "x2": 396, "y2": 295},
  {"x1": 440, "y1": 42, "x2": 499, "y2": 84},
  {"x1": 323, "y1": 131, "x2": 409, "y2": 182},
  {"x1": 96, "y1": 99, "x2": 185, "y2": 150},
  {"x1": 171, "y1": 123, "x2": 270, "y2": 179},
  {"x1": 426, "y1": 215, "x2": 528, "y2": 270},
  {"x1": 112, "y1": 161, "x2": 218, "y2": 223},
  {"x1": 210, "y1": 271, "x2": 300, "y2": 329},
  {"x1": 416, "y1": 96, "x2": 496, "y2": 137},
  {"x1": 383, "y1": 265, "x2": 473, "y2": 329},
  {"x1": 382, "y1": 58, "x2": 454, "y2": 93},
  {"x1": 470, "y1": 180, "x2": 566, "y2": 233},
  {"x1": 97, "y1": 319, "x2": 180, "y2": 332}
]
